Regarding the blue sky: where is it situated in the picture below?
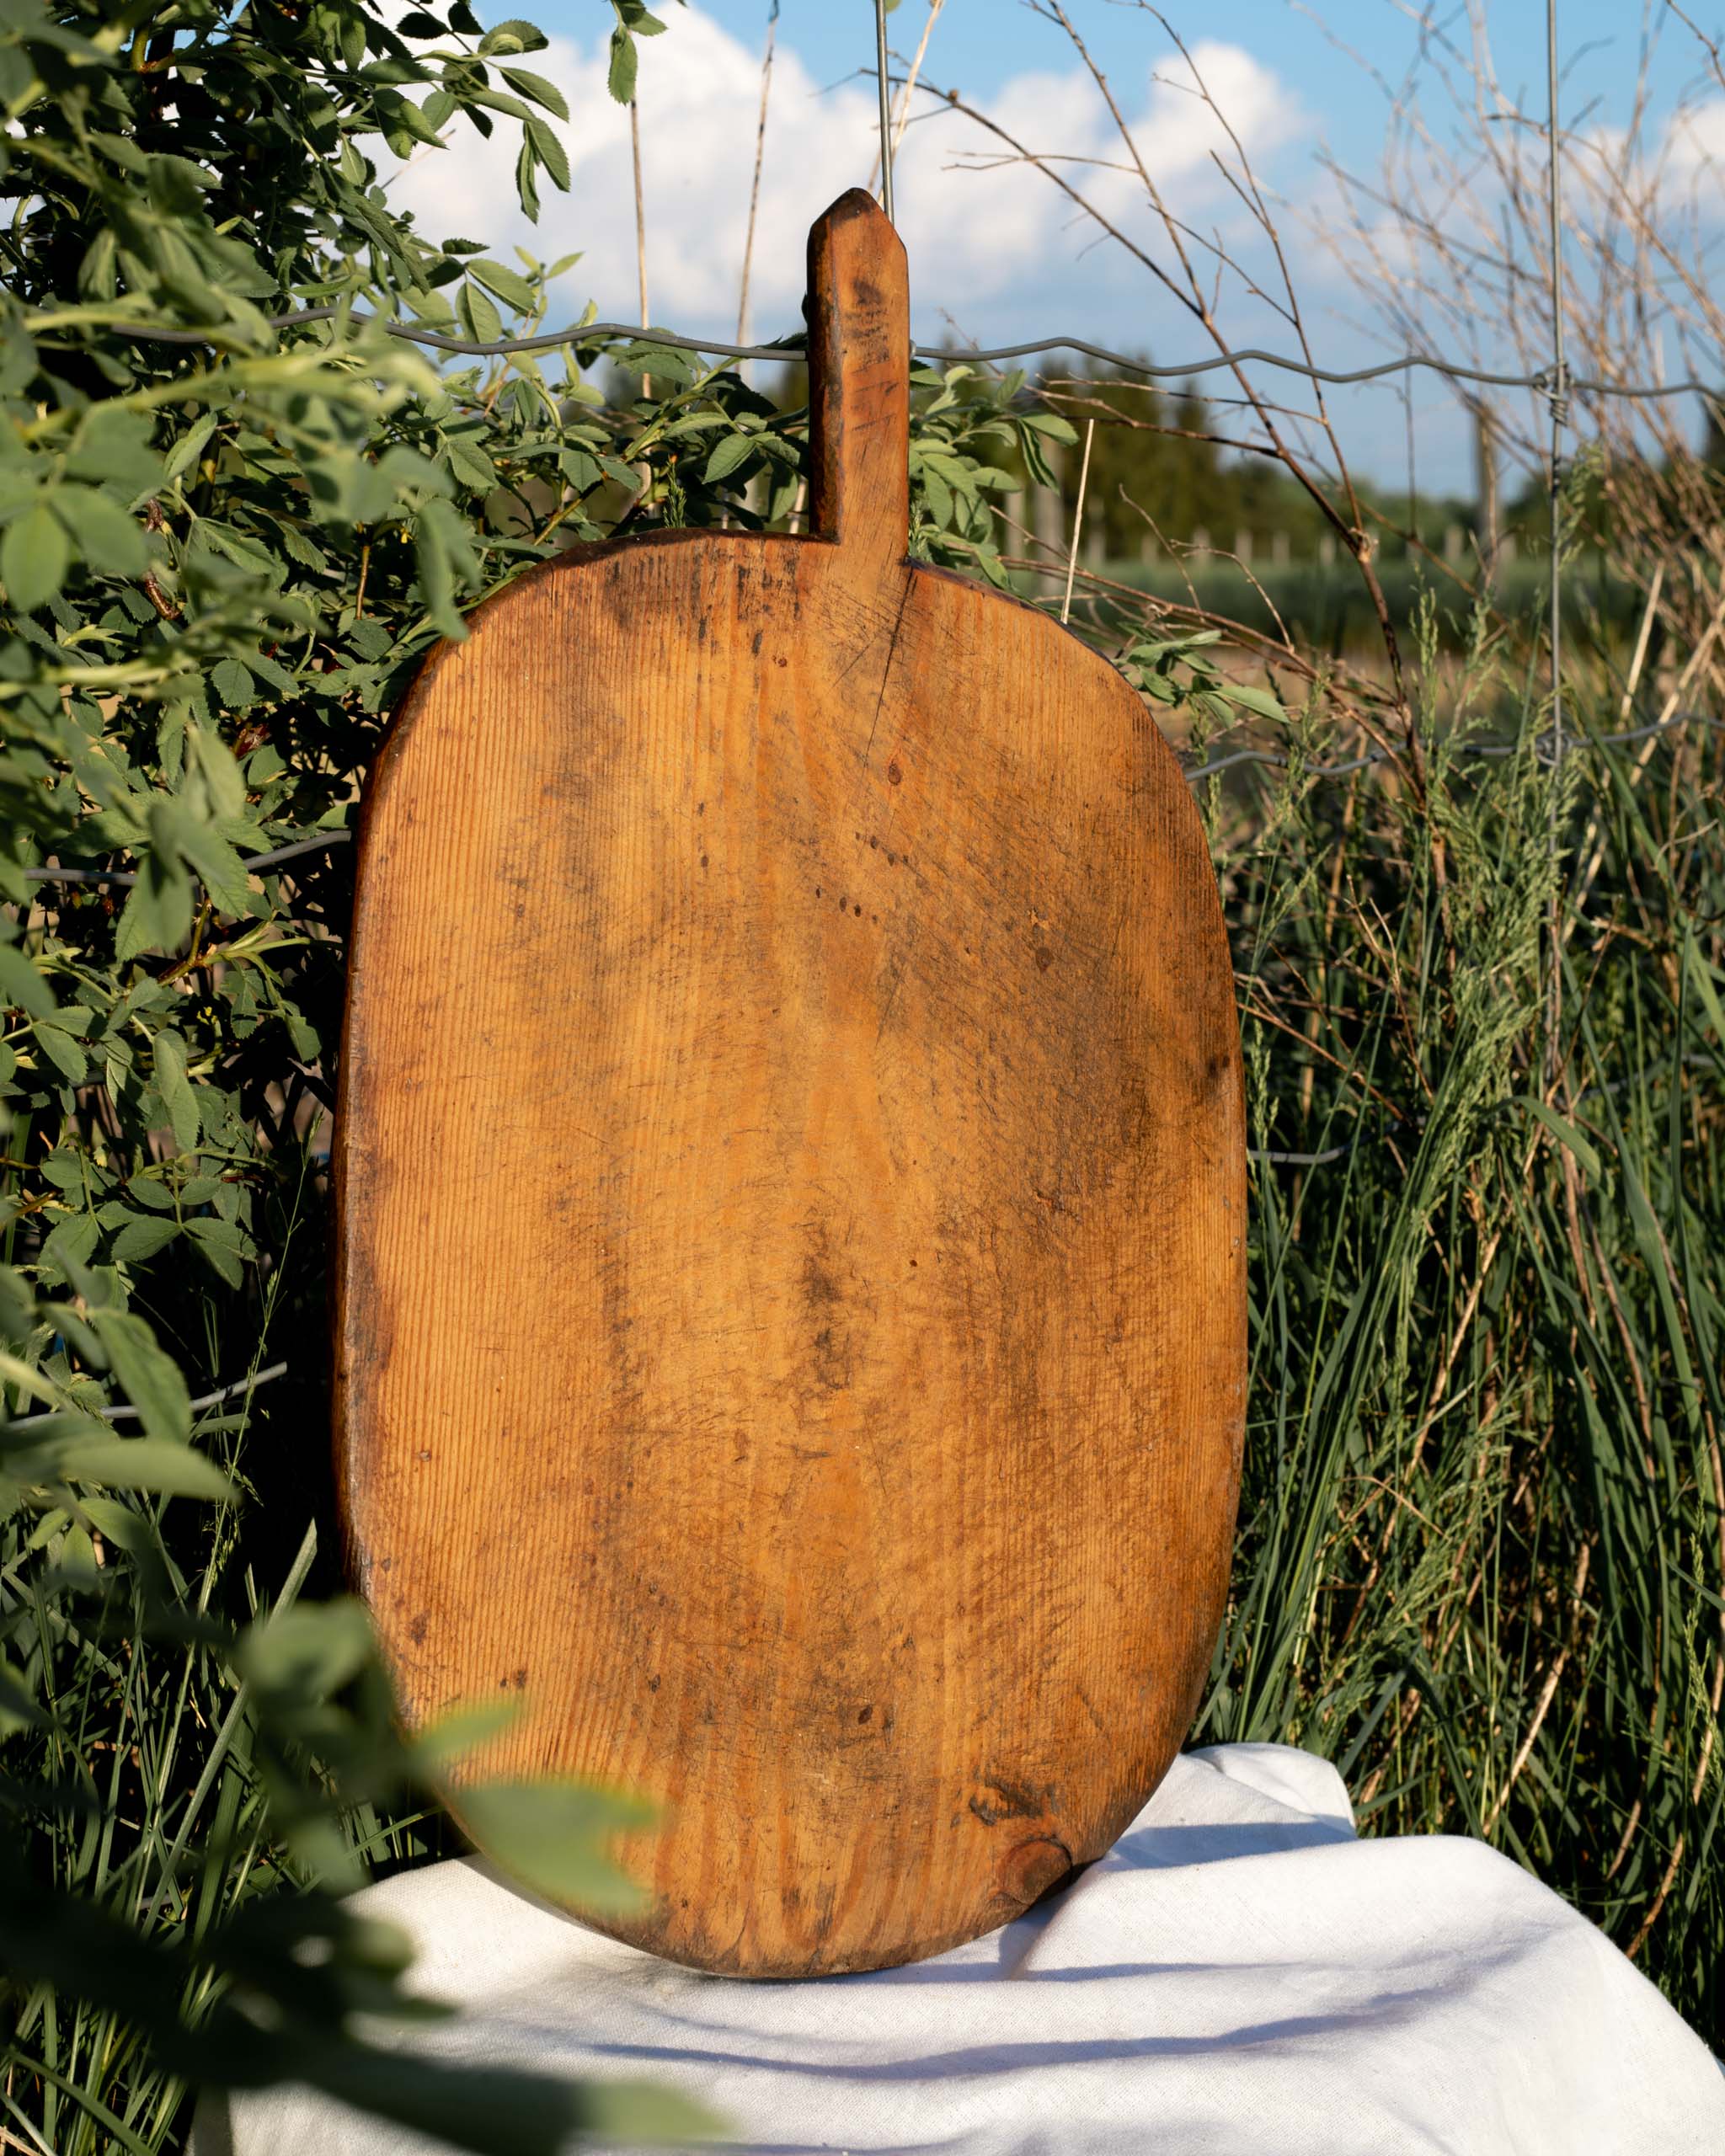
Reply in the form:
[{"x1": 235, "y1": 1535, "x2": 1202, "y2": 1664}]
[
  {"x1": 399, "y1": 3, "x2": 1722, "y2": 494},
  {"x1": 685, "y1": 0, "x2": 1683, "y2": 136}
]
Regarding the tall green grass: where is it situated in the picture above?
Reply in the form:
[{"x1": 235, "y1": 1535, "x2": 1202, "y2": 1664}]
[
  {"x1": 1199, "y1": 624, "x2": 1723, "y2": 2036},
  {"x1": 1041, "y1": 554, "x2": 1643, "y2": 654}
]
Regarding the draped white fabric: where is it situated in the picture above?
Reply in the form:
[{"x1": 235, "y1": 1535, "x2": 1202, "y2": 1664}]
[{"x1": 194, "y1": 1743, "x2": 1724, "y2": 2155}]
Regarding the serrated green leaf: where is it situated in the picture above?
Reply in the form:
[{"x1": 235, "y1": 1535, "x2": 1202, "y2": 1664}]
[
  {"x1": 51, "y1": 487, "x2": 148, "y2": 578},
  {"x1": 442, "y1": 435, "x2": 496, "y2": 494},
  {"x1": 702, "y1": 433, "x2": 756, "y2": 486},
  {"x1": 3, "y1": 500, "x2": 70, "y2": 612},
  {"x1": 195, "y1": 519, "x2": 278, "y2": 578},
  {"x1": 457, "y1": 279, "x2": 503, "y2": 346},
  {"x1": 376, "y1": 90, "x2": 444, "y2": 150},
  {"x1": 606, "y1": 26, "x2": 638, "y2": 106},
  {"x1": 63, "y1": 407, "x2": 162, "y2": 498},
  {"x1": 40, "y1": 1212, "x2": 100, "y2": 1279},
  {"x1": 477, "y1": 18, "x2": 550, "y2": 56},
  {"x1": 182, "y1": 827, "x2": 254, "y2": 918},
  {"x1": 525, "y1": 113, "x2": 569, "y2": 192},
  {"x1": 210, "y1": 658, "x2": 257, "y2": 710},
  {"x1": 111, "y1": 1214, "x2": 181, "y2": 1264},
  {"x1": 184, "y1": 1214, "x2": 247, "y2": 1286},
  {"x1": 558, "y1": 446, "x2": 604, "y2": 493},
  {"x1": 152, "y1": 1031, "x2": 201, "y2": 1154},
  {"x1": 115, "y1": 851, "x2": 195, "y2": 963},
  {"x1": 467, "y1": 259, "x2": 536, "y2": 314},
  {"x1": 0, "y1": 942, "x2": 55, "y2": 1021},
  {"x1": 164, "y1": 411, "x2": 220, "y2": 482},
  {"x1": 497, "y1": 67, "x2": 569, "y2": 121},
  {"x1": 920, "y1": 465, "x2": 953, "y2": 529},
  {"x1": 90, "y1": 1307, "x2": 190, "y2": 1445},
  {"x1": 1221, "y1": 683, "x2": 1286, "y2": 721},
  {"x1": 275, "y1": 521, "x2": 329, "y2": 573},
  {"x1": 31, "y1": 1022, "x2": 88, "y2": 1085}
]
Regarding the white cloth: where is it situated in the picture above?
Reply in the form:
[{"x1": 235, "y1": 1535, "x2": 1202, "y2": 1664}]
[{"x1": 195, "y1": 1744, "x2": 1724, "y2": 2154}]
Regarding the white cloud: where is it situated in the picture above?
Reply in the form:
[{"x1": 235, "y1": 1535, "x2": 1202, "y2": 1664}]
[
  {"x1": 384, "y1": 9, "x2": 1309, "y2": 349},
  {"x1": 1663, "y1": 94, "x2": 1725, "y2": 183}
]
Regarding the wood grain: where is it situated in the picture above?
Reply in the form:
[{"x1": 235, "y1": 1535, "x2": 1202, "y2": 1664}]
[{"x1": 335, "y1": 189, "x2": 1246, "y2": 1977}]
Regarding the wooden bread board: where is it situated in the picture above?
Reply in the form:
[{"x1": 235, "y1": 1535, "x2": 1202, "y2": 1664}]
[{"x1": 335, "y1": 189, "x2": 1245, "y2": 1977}]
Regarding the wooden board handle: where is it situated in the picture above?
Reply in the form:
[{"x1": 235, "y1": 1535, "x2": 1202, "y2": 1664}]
[{"x1": 806, "y1": 189, "x2": 910, "y2": 566}]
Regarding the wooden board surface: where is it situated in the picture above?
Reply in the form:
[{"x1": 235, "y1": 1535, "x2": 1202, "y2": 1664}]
[{"x1": 335, "y1": 189, "x2": 1246, "y2": 1977}]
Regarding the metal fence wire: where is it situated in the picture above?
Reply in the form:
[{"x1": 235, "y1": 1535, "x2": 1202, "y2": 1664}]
[
  {"x1": 19, "y1": 0, "x2": 1722, "y2": 907},
  {"x1": 103, "y1": 304, "x2": 1725, "y2": 408}
]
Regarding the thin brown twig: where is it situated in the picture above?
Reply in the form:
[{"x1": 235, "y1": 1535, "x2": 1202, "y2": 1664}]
[
  {"x1": 869, "y1": 0, "x2": 946, "y2": 199},
  {"x1": 630, "y1": 95, "x2": 650, "y2": 403},
  {"x1": 734, "y1": 5, "x2": 778, "y2": 350},
  {"x1": 1034, "y1": 3, "x2": 1418, "y2": 750},
  {"x1": 1060, "y1": 417, "x2": 1095, "y2": 626},
  {"x1": 1482, "y1": 1541, "x2": 1594, "y2": 1833}
]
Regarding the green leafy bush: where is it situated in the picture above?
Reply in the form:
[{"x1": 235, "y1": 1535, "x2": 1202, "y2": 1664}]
[
  {"x1": 0, "y1": 1, "x2": 740, "y2": 2146},
  {"x1": 0, "y1": 4, "x2": 1076, "y2": 2146}
]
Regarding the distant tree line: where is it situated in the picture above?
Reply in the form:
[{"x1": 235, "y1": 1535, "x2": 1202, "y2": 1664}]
[{"x1": 1027, "y1": 363, "x2": 1725, "y2": 571}]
